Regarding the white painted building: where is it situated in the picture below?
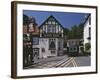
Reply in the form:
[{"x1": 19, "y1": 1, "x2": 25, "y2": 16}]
[
  {"x1": 32, "y1": 15, "x2": 64, "y2": 59},
  {"x1": 83, "y1": 14, "x2": 91, "y2": 50}
]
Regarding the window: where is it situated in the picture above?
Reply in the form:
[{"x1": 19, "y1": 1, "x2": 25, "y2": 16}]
[
  {"x1": 69, "y1": 48, "x2": 72, "y2": 52},
  {"x1": 89, "y1": 27, "x2": 91, "y2": 37},
  {"x1": 52, "y1": 21, "x2": 55, "y2": 24},
  {"x1": 42, "y1": 25, "x2": 46, "y2": 33},
  {"x1": 69, "y1": 47, "x2": 77, "y2": 52},
  {"x1": 52, "y1": 26, "x2": 56, "y2": 33},
  {"x1": 48, "y1": 25, "x2": 56, "y2": 33},
  {"x1": 55, "y1": 22, "x2": 58, "y2": 25},
  {"x1": 50, "y1": 42, "x2": 55, "y2": 48},
  {"x1": 42, "y1": 48, "x2": 45, "y2": 52},
  {"x1": 49, "y1": 39, "x2": 56, "y2": 50},
  {"x1": 48, "y1": 21, "x2": 51, "y2": 24},
  {"x1": 47, "y1": 26, "x2": 51, "y2": 32},
  {"x1": 89, "y1": 16, "x2": 91, "y2": 25},
  {"x1": 74, "y1": 47, "x2": 77, "y2": 51},
  {"x1": 33, "y1": 38, "x2": 39, "y2": 45},
  {"x1": 51, "y1": 50, "x2": 56, "y2": 54}
]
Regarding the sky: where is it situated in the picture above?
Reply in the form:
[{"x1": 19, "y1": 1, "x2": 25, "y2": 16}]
[{"x1": 23, "y1": 10, "x2": 89, "y2": 29}]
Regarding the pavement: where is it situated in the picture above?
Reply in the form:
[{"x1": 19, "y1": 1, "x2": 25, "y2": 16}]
[{"x1": 74, "y1": 56, "x2": 91, "y2": 66}]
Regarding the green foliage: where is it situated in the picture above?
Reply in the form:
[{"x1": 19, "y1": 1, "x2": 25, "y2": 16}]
[
  {"x1": 64, "y1": 23, "x2": 84, "y2": 39},
  {"x1": 85, "y1": 43, "x2": 91, "y2": 51},
  {"x1": 23, "y1": 14, "x2": 29, "y2": 25},
  {"x1": 80, "y1": 47, "x2": 84, "y2": 51},
  {"x1": 63, "y1": 28, "x2": 69, "y2": 36},
  {"x1": 85, "y1": 43, "x2": 91, "y2": 56},
  {"x1": 23, "y1": 14, "x2": 37, "y2": 26}
]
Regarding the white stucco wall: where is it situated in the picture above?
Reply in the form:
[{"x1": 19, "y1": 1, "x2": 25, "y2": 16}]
[
  {"x1": 39, "y1": 38, "x2": 50, "y2": 58},
  {"x1": 32, "y1": 38, "x2": 65, "y2": 58},
  {"x1": 39, "y1": 38, "x2": 58, "y2": 58},
  {"x1": 83, "y1": 17, "x2": 91, "y2": 45}
]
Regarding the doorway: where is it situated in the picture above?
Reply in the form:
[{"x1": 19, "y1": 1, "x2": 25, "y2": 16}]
[{"x1": 32, "y1": 48, "x2": 39, "y2": 62}]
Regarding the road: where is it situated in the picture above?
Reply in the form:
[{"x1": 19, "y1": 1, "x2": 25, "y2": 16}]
[{"x1": 24, "y1": 56, "x2": 91, "y2": 69}]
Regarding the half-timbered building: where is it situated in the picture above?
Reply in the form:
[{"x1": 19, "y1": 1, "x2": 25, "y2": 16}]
[{"x1": 33, "y1": 15, "x2": 64, "y2": 58}]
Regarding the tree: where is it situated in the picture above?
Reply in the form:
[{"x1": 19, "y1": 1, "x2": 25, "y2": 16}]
[
  {"x1": 64, "y1": 23, "x2": 84, "y2": 39},
  {"x1": 63, "y1": 28, "x2": 69, "y2": 35},
  {"x1": 23, "y1": 14, "x2": 29, "y2": 25},
  {"x1": 85, "y1": 43, "x2": 91, "y2": 51},
  {"x1": 77, "y1": 23, "x2": 84, "y2": 38}
]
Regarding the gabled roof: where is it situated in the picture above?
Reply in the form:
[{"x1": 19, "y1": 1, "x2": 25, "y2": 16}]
[
  {"x1": 83, "y1": 14, "x2": 91, "y2": 26},
  {"x1": 39, "y1": 15, "x2": 64, "y2": 29}
]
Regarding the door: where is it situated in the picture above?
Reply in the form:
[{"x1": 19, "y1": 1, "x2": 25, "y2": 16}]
[
  {"x1": 33, "y1": 48, "x2": 39, "y2": 62},
  {"x1": 58, "y1": 39, "x2": 63, "y2": 56}
]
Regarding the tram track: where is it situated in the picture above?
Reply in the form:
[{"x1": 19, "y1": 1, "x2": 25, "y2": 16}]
[
  {"x1": 49, "y1": 57, "x2": 78, "y2": 67},
  {"x1": 25, "y1": 57, "x2": 78, "y2": 68}
]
